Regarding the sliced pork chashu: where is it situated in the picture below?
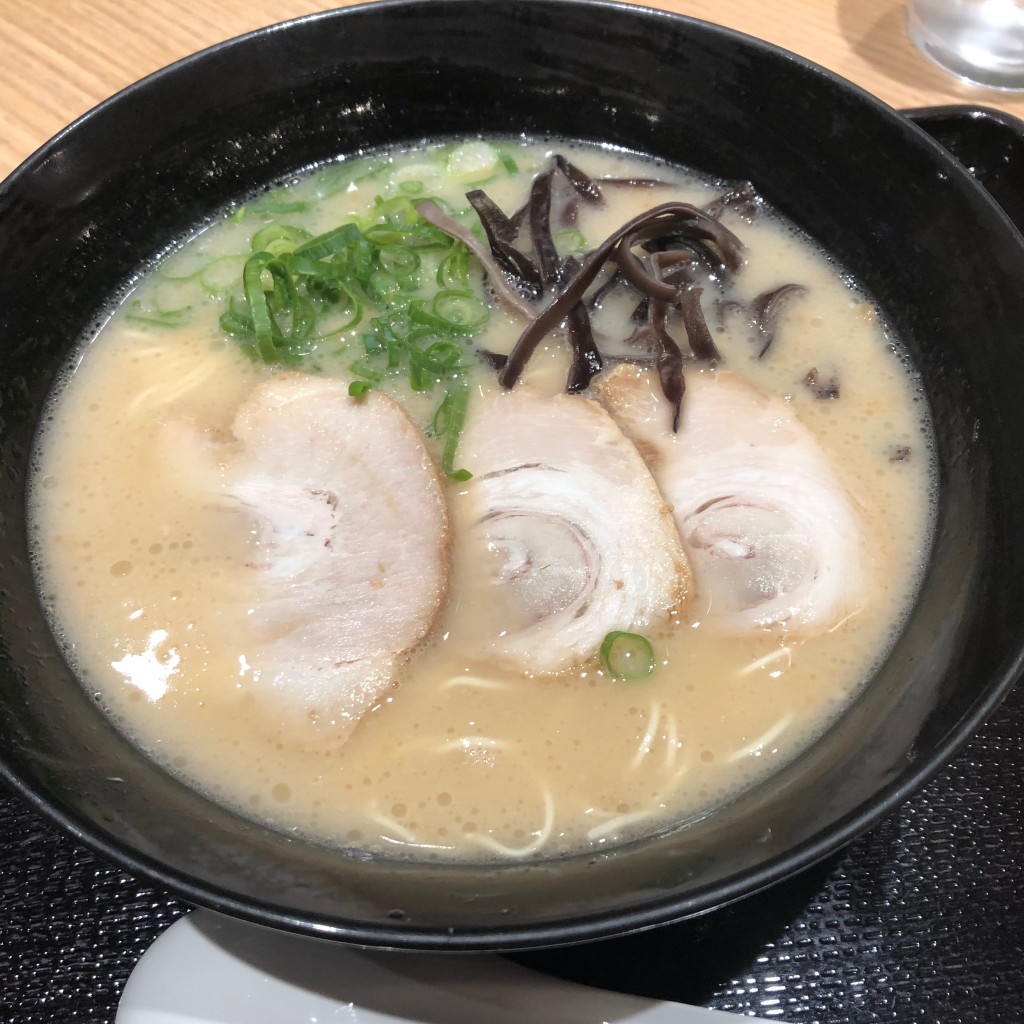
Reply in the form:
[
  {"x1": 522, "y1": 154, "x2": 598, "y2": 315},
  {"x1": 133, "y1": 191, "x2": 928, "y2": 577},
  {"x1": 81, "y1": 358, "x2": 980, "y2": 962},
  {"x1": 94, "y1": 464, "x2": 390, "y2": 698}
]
[
  {"x1": 185, "y1": 374, "x2": 449, "y2": 738},
  {"x1": 598, "y1": 366, "x2": 864, "y2": 632},
  {"x1": 453, "y1": 388, "x2": 690, "y2": 674}
]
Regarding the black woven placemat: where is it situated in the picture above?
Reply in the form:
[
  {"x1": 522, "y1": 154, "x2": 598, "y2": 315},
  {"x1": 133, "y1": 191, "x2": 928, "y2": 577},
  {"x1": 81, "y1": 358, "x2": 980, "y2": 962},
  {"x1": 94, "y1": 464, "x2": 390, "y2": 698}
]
[{"x1": 3, "y1": 671, "x2": 1023, "y2": 1023}]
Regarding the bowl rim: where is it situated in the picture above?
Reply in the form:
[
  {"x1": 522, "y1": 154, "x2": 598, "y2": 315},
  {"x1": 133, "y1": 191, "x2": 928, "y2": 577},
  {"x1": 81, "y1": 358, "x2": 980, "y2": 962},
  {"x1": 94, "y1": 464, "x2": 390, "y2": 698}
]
[{"x1": 4, "y1": 0, "x2": 1024, "y2": 951}]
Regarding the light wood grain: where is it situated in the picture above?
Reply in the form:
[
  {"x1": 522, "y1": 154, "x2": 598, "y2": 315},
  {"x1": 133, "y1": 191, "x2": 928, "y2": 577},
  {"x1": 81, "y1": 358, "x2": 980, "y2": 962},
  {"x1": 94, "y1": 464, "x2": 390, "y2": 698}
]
[{"x1": 1, "y1": 0, "x2": 1021, "y2": 180}]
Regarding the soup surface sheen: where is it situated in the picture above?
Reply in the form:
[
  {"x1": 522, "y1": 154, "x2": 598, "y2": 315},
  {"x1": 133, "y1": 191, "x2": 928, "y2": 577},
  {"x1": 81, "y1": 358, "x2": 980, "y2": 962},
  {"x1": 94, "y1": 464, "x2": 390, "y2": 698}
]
[{"x1": 31, "y1": 139, "x2": 934, "y2": 861}]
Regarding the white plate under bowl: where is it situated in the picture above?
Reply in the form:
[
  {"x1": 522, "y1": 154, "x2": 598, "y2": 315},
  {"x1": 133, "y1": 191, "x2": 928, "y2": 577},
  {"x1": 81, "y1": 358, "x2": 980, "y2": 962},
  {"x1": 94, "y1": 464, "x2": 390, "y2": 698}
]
[{"x1": 116, "y1": 911, "x2": 780, "y2": 1023}]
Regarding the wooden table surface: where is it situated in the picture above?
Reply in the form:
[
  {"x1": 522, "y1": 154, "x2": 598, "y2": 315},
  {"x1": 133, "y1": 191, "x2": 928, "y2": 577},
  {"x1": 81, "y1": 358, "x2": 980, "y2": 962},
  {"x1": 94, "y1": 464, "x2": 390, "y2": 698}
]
[{"x1": 1, "y1": 0, "x2": 1022, "y2": 181}]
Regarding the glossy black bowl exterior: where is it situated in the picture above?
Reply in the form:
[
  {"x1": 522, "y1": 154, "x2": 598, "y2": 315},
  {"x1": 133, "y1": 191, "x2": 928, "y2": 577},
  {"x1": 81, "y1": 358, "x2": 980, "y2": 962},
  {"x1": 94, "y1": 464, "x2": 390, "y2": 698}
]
[{"x1": 2, "y1": 0, "x2": 1024, "y2": 950}]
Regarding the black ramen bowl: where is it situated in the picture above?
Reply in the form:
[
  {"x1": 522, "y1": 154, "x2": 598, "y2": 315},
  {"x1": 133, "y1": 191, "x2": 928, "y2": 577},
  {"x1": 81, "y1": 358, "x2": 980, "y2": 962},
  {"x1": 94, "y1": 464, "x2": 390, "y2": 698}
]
[{"x1": 2, "y1": 0, "x2": 1024, "y2": 951}]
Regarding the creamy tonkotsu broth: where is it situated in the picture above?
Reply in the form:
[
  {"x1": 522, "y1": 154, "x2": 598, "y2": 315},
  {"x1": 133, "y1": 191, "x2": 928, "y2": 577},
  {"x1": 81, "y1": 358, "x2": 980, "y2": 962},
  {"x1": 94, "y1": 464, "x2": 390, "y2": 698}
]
[{"x1": 31, "y1": 140, "x2": 934, "y2": 861}]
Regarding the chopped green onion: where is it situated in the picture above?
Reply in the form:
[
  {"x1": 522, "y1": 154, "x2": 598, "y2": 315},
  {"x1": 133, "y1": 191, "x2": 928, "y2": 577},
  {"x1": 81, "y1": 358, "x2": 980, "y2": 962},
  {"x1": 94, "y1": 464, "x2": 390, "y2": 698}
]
[
  {"x1": 407, "y1": 336, "x2": 465, "y2": 378},
  {"x1": 348, "y1": 380, "x2": 372, "y2": 397},
  {"x1": 433, "y1": 289, "x2": 489, "y2": 330},
  {"x1": 253, "y1": 194, "x2": 310, "y2": 215},
  {"x1": 436, "y1": 381, "x2": 472, "y2": 479},
  {"x1": 219, "y1": 295, "x2": 253, "y2": 337},
  {"x1": 391, "y1": 161, "x2": 444, "y2": 194},
  {"x1": 199, "y1": 254, "x2": 247, "y2": 294},
  {"x1": 370, "y1": 318, "x2": 404, "y2": 370},
  {"x1": 378, "y1": 246, "x2": 420, "y2": 279},
  {"x1": 126, "y1": 306, "x2": 191, "y2": 328},
  {"x1": 218, "y1": 191, "x2": 489, "y2": 393},
  {"x1": 312, "y1": 282, "x2": 363, "y2": 338},
  {"x1": 251, "y1": 224, "x2": 312, "y2": 256},
  {"x1": 446, "y1": 141, "x2": 499, "y2": 183},
  {"x1": 349, "y1": 359, "x2": 383, "y2": 383},
  {"x1": 364, "y1": 223, "x2": 412, "y2": 247},
  {"x1": 315, "y1": 158, "x2": 388, "y2": 197},
  {"x1": 294, "y1": 222, "x2": 363, "y2": 260},
  {"x1": 368, "y1": 269, "x2": 403, "y2": 304},
  {"x1": 408, "y1": 360, "x2": 431, "y2": 392},
  {"x1": 421, "y1": 339, "x2": 463, "y2": 370},
  {"x1": 364, "y1": 221, "x2": 451, "y2": 249},
  {"x1": 437, "y1": 247, "x2": 470, "y2": 289},
  {"x1": 407, "y1": 301, "x2": 451, "y2": 332},
  {"x1": 242, "y1": 253, "x2": 284, "y2": 363},
  {"x1": 600, "y1": 631, "x2": 656, "y2": 680},
  {"x1": 361, "y1": 332, "x2": 385, "y2": 357},
  {"x1": 499, "y1": 153, "x2": 520, "y2": 175},
  {"x1": 554, "y1": 229, "x2": 588, "y2": 255}
]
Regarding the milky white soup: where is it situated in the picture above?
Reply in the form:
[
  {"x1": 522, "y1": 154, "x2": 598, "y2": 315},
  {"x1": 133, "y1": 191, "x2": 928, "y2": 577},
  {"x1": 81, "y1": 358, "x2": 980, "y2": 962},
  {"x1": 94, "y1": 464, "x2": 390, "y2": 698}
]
[{"x1": 30, "y1": 140, "x2": 934, "y2": 861}]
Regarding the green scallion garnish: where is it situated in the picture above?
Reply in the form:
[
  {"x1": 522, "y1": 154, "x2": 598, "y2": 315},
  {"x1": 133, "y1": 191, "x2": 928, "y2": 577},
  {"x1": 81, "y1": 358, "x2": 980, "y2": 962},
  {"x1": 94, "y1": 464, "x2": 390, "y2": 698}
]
[
  {"x1": 250, "y1": 224, "x2": 313, "y2": 257},
  {"x1": 210, "y1": 185, "x2": 491, "y2": 475},
  {"x1": 427, "y1": 382, "x2": 473, "y2": 480},
  {"x1": 432, "y1": 289, "x2": 489, "y2": 330},
  {"x1": 600, "y1": 631, "x2": 657, "y2": 680}
]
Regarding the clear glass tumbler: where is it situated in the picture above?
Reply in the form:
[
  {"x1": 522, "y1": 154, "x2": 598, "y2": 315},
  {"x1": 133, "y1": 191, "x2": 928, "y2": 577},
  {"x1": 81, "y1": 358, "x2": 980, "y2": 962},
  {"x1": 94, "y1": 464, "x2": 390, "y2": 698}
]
[{"x1": 907, "y1": 0, "x2": 1024, "y2": 90}]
